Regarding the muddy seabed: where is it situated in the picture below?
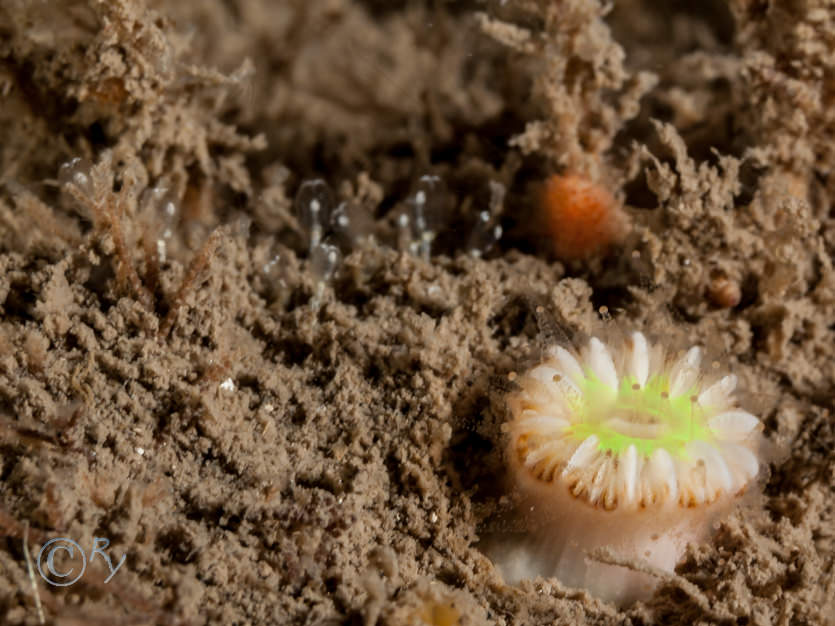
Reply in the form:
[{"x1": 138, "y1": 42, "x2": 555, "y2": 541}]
[{"x1": 1, "y1": 1, "x2": 834, "y2": 624}]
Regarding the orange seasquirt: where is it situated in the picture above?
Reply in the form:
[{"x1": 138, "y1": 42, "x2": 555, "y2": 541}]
[{"x1": 540, "y1": 174, "x2": 628, "y2": 260}]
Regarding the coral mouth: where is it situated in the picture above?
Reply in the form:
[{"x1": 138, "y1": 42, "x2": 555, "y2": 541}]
[{"x1": 603, "y1": 417, "x2": 666, "y2": 440}]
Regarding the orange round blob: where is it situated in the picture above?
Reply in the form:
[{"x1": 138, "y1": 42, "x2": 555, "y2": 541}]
[{"x1": 540, "y1": 174, "x2": 628, "y2": 260}]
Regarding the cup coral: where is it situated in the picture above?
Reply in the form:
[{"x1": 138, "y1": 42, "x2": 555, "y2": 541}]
[{"x1": 502, "y1": 331, "x2": 764, "y2": 604}]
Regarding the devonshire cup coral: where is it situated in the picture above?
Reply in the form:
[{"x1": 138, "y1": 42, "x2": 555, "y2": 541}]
[{"x1": 502, "y1": 331, "x2": 763, "y2": 604}]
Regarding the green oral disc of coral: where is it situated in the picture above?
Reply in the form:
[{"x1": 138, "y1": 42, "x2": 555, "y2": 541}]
[{"x1": 566, "y1": 372, "x2": 713, "y2": 459}]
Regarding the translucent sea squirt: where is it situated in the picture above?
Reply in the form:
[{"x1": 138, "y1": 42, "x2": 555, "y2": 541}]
[{"x1": 500, "y1": 331, "x2": 764, "y2": 604}]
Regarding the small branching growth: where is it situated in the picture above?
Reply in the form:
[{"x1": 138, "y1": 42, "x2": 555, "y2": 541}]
[
  {"x1": 58, "y1": 154, "x2": 241, "y2": 342},
  {"x1": 60, "y1": 154, "x2": 153, "y2": 309},
  {"x1": 0, "y1": 414, "x2": 59, "y2": 449},
  {"x1": 158, "y1": 225, "x2": 227, "y2": 339}
]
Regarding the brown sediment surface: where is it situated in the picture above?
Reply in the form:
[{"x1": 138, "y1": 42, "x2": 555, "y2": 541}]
[{"x1": 0, "y1": 1, "x2": 833, "y2": 624}]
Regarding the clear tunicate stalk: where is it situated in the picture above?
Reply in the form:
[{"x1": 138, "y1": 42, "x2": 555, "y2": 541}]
[
  {"x1": 262, "y1": 246, "x2": 293, "y2": 307},
  {"x1": 310, "y1": 239, "x2": 341, "y2": 310},
  {"x1": 140, "y1": 181, "x2": 179, "y2": 263},
  {"x1": 294, "y1": 179, "x2": 335, "y2": 255},
  {"x1": 58, "y1": 157, "x2": 95, "y2": 198},
  {"x1": 409, "y1": 175, "x2": 446, "y2": 260},
  {"x1": 395, "y1": 209, "x2": 412, "y2": 253},
  {"x1": 330, "y1": 200, "x2": 375, "y2": 251},
  {"x1": 468, "y1": 180, "x2": 505, "y2": 258}
]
